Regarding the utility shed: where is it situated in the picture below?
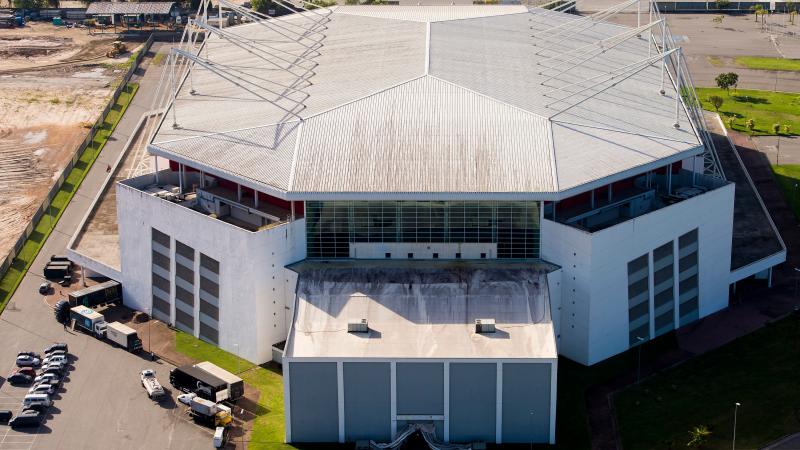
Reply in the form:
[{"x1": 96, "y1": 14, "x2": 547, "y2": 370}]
[{"x1": 283, "y1": 260, "x2": 559, "y2": 445}]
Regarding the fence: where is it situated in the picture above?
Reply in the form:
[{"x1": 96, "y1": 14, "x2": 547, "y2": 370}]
[{"x1": 0, "y1": 34, "x2": 154, "y2": 280}]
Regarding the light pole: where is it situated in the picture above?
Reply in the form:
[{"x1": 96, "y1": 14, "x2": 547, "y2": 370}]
[
  {"x1": 147, "y1": 307, "x2": 154, "y2": 361},
  {"x1": 234, "y1": 343, "x2": 239, "y2": 374},
  {"x1": 636, "y1": 336, "x2": 645, "y2": 385},
  {"x1": 529, "y1": 410, "x2": 534, "y2": 450},
  {"x1": 732, "y1": 402, "x2": 741, "y2": 450}
]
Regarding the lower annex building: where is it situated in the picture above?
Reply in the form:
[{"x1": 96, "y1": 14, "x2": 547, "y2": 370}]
[{"x1": 77, "y1": 2, "x2": 784, "y2": 446}]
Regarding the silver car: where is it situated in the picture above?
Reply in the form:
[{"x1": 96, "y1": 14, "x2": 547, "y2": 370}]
[
  {"x1": 15, "y1": 355, "x2": 40, "y2": 367},
  {"x1": 28, "y1": 383, "x2": 55, "y2": 396}
]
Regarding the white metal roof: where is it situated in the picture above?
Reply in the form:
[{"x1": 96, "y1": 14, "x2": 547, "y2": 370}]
[
  {"x1": 284, "y1": 260, "x2": 558, "y2": 360},
  {"x1": 149, "y1": 5, "x2": 703, "y2": 200},
  {"x1": 87, "y1": 2, "x2": 175, "y2": 15}
]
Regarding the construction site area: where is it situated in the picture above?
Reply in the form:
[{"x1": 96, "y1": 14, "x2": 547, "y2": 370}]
[{"x1": 0, "y1": 21, "x2": 139, "y2": 261}]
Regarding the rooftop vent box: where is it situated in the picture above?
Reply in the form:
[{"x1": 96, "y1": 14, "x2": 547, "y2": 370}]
[
  {"x1": 475, "y1": 318, "x2": 496, "y2": 334},
  {"x1": 348, "y1": 319, "x2": 369, "y2": 333}
]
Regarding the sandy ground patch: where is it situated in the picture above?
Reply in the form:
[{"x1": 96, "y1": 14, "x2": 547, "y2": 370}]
[{"x1": 0, "y1": 22, "x2": 139, "y2": 262}]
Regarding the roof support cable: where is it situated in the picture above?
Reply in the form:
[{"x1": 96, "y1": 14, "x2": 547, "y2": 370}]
[
  {"x1": 190, "y1": 19, "x2": 318, "y2": 79},
  {"x1": 530, "y1": 0, "x2": 638, "y2": 43},
  {"x1": 218, "y1": 0, "x2": 328, "y2": 44},
  {"x1": 547, "y1": 53, "x2": 669, "y2": 117},
  {"x1": 217, "y1": 0, "x2": 327, "y2": 48},
  {"x1": 543, "y1": 48, "x2": 674, "y2": 100},
  {"x1": 538, "y1": 20, "x2": 663, "y2": 84},
  {"x1": 536, "y1": 21, "x2": 655, "y2": 67},
  {"x1": 169, "y1": 49, "x2": 306, "y2": 122}
]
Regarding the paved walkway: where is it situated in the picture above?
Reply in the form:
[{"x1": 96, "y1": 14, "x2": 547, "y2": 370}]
[{"x1": 588, "y1": 127, "x2": 800, "y2": 450}]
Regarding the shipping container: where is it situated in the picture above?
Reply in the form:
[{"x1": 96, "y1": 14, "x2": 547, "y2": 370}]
[
  {"x1": 105, "y1": 322, "x2": 142, "y2": 352},
  {"x1": 68, "y1": 281, "x2": 122, "y2": 308}
]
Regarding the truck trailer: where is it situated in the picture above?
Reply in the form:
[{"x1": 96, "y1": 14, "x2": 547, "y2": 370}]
[
  {"x1": 194, "y1": 361, "x2": 244, "y2": 401},
  {"x1": 68, "y1": 281, "x2": 122, "y2": 308},
  {"x1": 169, "y1": 365, "x2": 229, "y2": 402},
  {"x1": 105, "y1": 322, "x2": 142, "y2": 352}
]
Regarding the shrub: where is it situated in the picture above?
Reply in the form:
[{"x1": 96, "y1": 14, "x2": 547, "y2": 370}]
[
  {"x1": 708, "y1": 95, "x2": 724, "y2": 111},
  {"x1": 687, "y1": 425, "x2": 712, "y2": 448}
]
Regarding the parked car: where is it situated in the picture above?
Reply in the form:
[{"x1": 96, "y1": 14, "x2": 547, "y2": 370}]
[
  {"x1": 28, "y1": 384, "x2": 55, "y2": 396},
  {"x1": 33, "y1": 373, "x2": 60, "y2": 386},
  {"x1": 177, "y1": 392, "x2": 197, "y2": 406},
  {"x1": 42, "y1": 355, "x2": 67, "y2": 366},
  {"x1": 7, "y1": 373, "x2": 33, "y2": 385},
  {"x1": 15, "y1": 355, "x2": 40, "y2": 367},
  {"x1": 45, "y1": 350, "x2": 67, "y2": 359},
  {"x1": 14, "y1": 367, "x2": 36, "y2": 377},
  {"x1": 17, "y1": 352, "x2": 40, "y2": 359},
  {"x1": 38, "y1": 282, "x2": 51, "y2": 295},
  {"x1": 41, "y1": 366, "x2": 65, "y2": 377},
  {"x1": 44, "y1": 343, "x2": 68, "y2": 354},
  {"x1": 0, "y1": 410, "x2": 12, "y2": 423},
  {"x1": 9, "y1": 410, "x2": 42, "y2": 428},
  {"x1": 21, "y1": 403, "x2": 48, "y2": 414}
]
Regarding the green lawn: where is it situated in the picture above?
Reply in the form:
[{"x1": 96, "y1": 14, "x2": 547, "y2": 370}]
[
  {"x1": 175, "y1": 332, "x2": 293, "y2": 449},
  {"x1": 696, "y1": 87, "x2": 800, "y2": 136},
  {"x1": 772, "y1": 164, "x2": 800, "y2": 219},
  {"x1": 0, "y1": 83, "x2": 138, "y2": 312},
  {"x1": 616, "y1": 317, "x2": 800, "y2": 450},
  {"x1": 735, "y1": 56, "x2": 800, "y2": 72}
]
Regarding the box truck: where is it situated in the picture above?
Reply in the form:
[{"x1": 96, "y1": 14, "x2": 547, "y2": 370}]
[
  {"x1": 69, "y1": 306, "x2": 107, "y2": 337},
  {"x1": 194, "y1": 361, "x2": 244, "y2": 401},
  {"x1": 170, "y1": 365, "x2": 229, "y2": 402},
  {"x1": 105, "y1": 322, "x2": 142, "y2": 352}
]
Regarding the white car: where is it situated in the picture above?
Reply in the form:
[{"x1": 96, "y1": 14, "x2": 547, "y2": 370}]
[
  {"x1": 28, "y1": 383, "x2": 55, "y2": 395},
  {"x1": 15, "y1": 355, "x2": 40, "y2": 367},
  {"x1": 42, "y1": 355, "x2": 67, "y2": 366},
  {"x1": 177, "y1": 392, "x2": 196, "y2": 406},
  {"x1": 34, "y1": 374, "x2": 60, "y2": 386}
]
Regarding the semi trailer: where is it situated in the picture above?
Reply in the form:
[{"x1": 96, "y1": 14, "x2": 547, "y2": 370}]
[
  {"x1": 68, "y1": 281, "x2": 122, "y2": 308},
  {"x1": 169, "y1": 365, "x2": 229, "y2": 402},
  {"x1": 194, "y1": 361, "x2": 244, "y2": 401}
]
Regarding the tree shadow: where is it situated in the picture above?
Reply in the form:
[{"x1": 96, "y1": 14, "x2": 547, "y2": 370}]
[{"x1": 733, "y1": 95, "x2": 769, "y2": 104}]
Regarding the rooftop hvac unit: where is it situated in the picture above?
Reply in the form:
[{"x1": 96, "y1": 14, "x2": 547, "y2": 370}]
[
  {"x1": 348, "y1": 319, "x2": 369, "y2": 333},
  {"x1": 475, "y1": 318, "x2": 496, "y2": 334}
]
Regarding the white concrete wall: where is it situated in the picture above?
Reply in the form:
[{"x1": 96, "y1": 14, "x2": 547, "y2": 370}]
[
  {"x1": 116, "y1": 177, "x2": 306, "y2": 363},
  {"x1": 546, "y1": 268, "x2": 562, "y2": 351},
  {"x1": 542, "y1": 183, "x2": 735, "y2": 365}
]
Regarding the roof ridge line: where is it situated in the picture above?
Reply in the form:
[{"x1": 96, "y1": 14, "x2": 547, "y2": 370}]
[{"x1": 300, "y1": 74, "x2": 427, "y2": 122}]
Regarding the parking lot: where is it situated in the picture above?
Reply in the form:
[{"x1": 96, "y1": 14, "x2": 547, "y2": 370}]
[{"x1": 0, "y1": 243, "x2": 216, "y2": 448}]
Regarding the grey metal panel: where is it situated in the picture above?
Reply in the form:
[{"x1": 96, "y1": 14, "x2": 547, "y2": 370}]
[
  {"x1": 343, "y1": 362, "x2": 391, "y2": 442},
  {"x1": 396, "y1": 363, "x2": 443, "y2": 415},
  {"x1": 289, "y1": 362, "x2": 339, "y2": 442},
  {"x1": 501, "y1": 363, "x2": 552, "y2": 444},
  {"x1": 449, "y1": 363, "x2": 496, "y2": 443}
]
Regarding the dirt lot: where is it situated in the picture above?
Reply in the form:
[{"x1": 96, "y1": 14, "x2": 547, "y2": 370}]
[{"x1": 0, "y1": 22, "x2": 139, "y2": 263}]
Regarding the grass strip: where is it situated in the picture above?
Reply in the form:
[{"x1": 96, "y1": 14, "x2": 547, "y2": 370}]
[
  {"x1": 772, "y1": 164, "x2": 800, "y2": 220},
  {"x1": 0, "y1": 83, "x2": 139, "y2": 313},
  {"x1": 175, "y1": 331, "x2": 292, "y2": 449},
  {"x1": 616, "y1": 316, "x2": 800, "y2": 450},
  {"x1": 696, "y1": 87, "x2": 800, "y2": 136},
  {"x1": 734, "y1": 56, "x2": 800, "y2": 72}
]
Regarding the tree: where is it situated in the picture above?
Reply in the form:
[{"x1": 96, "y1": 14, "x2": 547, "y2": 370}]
[
  {"x1": 12, "y1": 0, "x2": 46, "y2": 8},
  {"x1": 752, "y1": 4, "x2": 764, "y2": 21},
  {"x1": 784, "y1": 124, "x2": 792, "y2": 134},
  {"x1": 773, "y1": 123, "x2": 782, "y2": 134},
  {"x1": 250, "y1": 0, "x2": 271, "y2": 13},
  {"x1": 687, "y1": 425, "x2": 712, "y2": 448},
  {"x1": 715, "y1": 72, "x2": 739, "y2": 94},
  {"x1": 716, "y1": 0, "x2": 730, "y2": 8},
  {"x1": 746, "y1": 118, "x2": 756, "y2": 134},
  {"x1": 708, "y1": 95, "x2": 724, "y2": 111},
  {"x1": 727, "y1": 117, "x2": 736, "y2": 129}
]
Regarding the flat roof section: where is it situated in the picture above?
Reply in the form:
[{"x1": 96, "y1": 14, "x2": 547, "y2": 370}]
[
  {"x1": 285, "y1": 260, "x2": 558, "y2": 360},
  {"x1": 704, "y1": 112, "x2": 784, "y2": 271}
]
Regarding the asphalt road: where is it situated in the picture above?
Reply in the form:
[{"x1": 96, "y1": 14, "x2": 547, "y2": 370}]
[{"x1": 0, "y1": 43, "x2": 213, "y2": 450}]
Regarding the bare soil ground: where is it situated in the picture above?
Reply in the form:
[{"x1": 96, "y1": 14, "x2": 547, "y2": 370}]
[{"x1": 0, "y1": 22, "x2": 140, "y2": 262}]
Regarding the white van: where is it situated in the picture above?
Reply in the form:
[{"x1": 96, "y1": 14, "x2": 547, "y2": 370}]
[{"x1": 22, "y1": 393, "x2": 51, "y2": 408}]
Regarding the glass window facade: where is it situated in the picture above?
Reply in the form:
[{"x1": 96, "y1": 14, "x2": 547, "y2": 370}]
[{"x1": 306, "y1": 201, "x2": 541, "y2": 259}]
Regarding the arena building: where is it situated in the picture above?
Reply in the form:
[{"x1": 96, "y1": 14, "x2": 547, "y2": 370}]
[{"x1": 77, "y1": 0, "x2": 785, "y2": 445}]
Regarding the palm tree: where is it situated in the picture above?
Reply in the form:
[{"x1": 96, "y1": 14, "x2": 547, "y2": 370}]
[{"x1": 752, "y1": 4, "x2": 764, "y2": 21}]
